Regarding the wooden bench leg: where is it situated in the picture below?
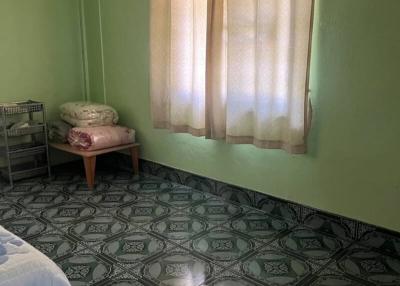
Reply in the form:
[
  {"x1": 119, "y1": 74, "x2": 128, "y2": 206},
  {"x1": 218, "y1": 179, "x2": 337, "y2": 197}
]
[
  {"x1": 83, "y1": 156, "x2": 96, "y2": 190},
  {"x1": 129, "y1": 146, "x2": 139, "y2": 175}
]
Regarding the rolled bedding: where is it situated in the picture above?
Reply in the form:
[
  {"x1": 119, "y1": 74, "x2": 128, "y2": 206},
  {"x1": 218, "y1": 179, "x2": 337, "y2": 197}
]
[
  {"x1": 60, "y1": 101, "x2": 119, "y2": 127},
  {"x1": 68, "y1": 126, "x2": 135, "y2": 151}
]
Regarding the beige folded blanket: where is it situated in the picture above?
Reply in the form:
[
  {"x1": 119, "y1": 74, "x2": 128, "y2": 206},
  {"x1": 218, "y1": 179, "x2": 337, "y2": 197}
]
[{"x1": 60, "y1": 102, "x2": 119, "y2": 127}]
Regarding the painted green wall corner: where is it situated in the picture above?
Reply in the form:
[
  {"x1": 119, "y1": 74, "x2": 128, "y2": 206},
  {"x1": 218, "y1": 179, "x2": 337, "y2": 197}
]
[
  {"x1": 0, "y1": 0, "x2": 85, "y2": 118},
  {"x1": 83, "y1": 0, "x2": 400, "y2": 232},
  {"x1": 81, "y1": 0, "x2": 106, "y2": 104},
  {"x1": 0, "y1": 0, "x2": 86, "y2": 164}
]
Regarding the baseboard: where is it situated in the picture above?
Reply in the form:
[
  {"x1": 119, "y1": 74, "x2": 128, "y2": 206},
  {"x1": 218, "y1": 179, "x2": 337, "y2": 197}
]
[{"x1": 111, "y1": 152, "x2": 400, "y2": 245}]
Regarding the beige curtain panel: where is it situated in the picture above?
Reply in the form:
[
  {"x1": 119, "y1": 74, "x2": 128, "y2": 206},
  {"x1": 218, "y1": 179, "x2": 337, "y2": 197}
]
[{"x1": 150, "y1": 0, "x2": 314, "y2": 153}]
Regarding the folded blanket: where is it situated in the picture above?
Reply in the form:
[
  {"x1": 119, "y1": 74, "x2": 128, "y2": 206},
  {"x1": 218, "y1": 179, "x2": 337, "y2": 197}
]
[
  {"x1": 60, "y1": 102, "x2": 118, "y2": 127},
  {"x1": 48, "y1": 120, "x2": 72, "y2": 143},
  {"x1": 68, "y1": 126, "x2": 135, "y2": 151},
  {"x1": 8, "y1": 120, "x2": 40, "y2": 129},
  {"x1": 59, "y1": 113, "x2": 112, "y2": 128}
]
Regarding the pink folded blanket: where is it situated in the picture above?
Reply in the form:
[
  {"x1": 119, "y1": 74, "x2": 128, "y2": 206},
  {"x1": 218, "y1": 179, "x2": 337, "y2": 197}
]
[{"x1": 68, "y1": 126, "x2": 135, "y2": 151}]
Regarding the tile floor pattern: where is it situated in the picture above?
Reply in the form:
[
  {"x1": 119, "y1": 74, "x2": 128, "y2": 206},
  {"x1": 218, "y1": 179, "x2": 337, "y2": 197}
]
[{"x1": 1, "y1": 168, "x2": 400, "y2": 285}]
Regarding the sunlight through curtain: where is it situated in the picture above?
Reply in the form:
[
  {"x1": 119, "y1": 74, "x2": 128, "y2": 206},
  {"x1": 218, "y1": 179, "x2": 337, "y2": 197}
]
[{"x1": 150, "y1": 0, "x2": 314, "y2": 153}]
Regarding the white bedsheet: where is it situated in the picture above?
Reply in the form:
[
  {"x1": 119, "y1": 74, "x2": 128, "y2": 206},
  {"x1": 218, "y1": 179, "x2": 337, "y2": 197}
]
[{"x1": 0, "y1": 225, "x2": 71, "y2": 286}]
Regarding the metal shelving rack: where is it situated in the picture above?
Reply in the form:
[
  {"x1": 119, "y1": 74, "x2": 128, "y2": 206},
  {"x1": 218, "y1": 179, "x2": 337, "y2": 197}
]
[{"x1": 0, "y1": 100, "x2": 51, "y2": 186}]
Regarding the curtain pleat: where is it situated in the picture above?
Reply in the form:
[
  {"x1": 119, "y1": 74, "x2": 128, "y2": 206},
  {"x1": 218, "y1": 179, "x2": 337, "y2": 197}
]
[
  {"x1": 205, "y1": 0, "x2": 227, "y2": 139},
  {"x1": 150, "y1": 0, "x2": 313, "y2": 153}
]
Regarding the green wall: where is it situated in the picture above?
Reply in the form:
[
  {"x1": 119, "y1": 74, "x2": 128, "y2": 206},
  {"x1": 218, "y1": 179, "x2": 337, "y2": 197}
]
[
  {"x1": 84, "y1": 0, "x2": 400, "y2": 232},
  {"x1": 0, "y1": 0, "x2": 85, "y2": 118},
  {"x1": 81, "y1": 0, "x2": 105, "y2": 103},
  {"x1": 1, "y1": 0, "x2": 397, "y2": 232},
  {"x1": 0, "y1": 0, "x2": 87, "y2": 165}
]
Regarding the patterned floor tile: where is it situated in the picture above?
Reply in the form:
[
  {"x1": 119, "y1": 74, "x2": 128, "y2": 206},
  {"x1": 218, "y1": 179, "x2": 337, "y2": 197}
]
[
  {"x1": 133, "y1": 247, "x2": 222, "y2": 286},
  {"x1": 104, "y1": 183, "x2": 131, "y2": 192},
  {"x1": 116, "y1": 199, "x2": 173, "y2": 226},
  {"x1": 98, "y1": 172, "x2": 143, "y2": 185},
  {"x1": 200, "y1": 270, "x2": 263, "y2": 286},
  {"x1": 97, "y1": 272, "x2": 148, "y2": 286},
  {"x1": 156, "y1": 186, "x2": 211, "y2": 210},
  {"x1": 303, "y1": 213, "x2": 356, "y2": 240},
  {"x1": 359, "y1": 229, "x2": 400, "y2": 257},
  {"x1": 16, "y1": 191, "x2": 72, "y2": 212},
  {"x1": 215, "y1": 182, "x2": 255, "y2": 209},
  {"x1": 57, "y1": 249, "x2": 124, "y2": 286},
  {"x1": 39, "y1": 184, "x2": 67, "y2": 193},
  {"x1": 127, "y1": 180, "x2": 174, "y2": 196},
  {"x1": 227, "y1": 210, "x2": 294, "y2": 244},
  {"x1": 25, "y1": 229, "x2": 78, "y2": 261},
  {"x1": 188, "y1": 226, "x2": 261, "y2": 267},
  {"x1": 151, "y1": 166, "x2": 185, "y2": 185},
  {"x1": 2, "y1": 216, "x2": 54, "y2": 239},
  {"x1": 2, "y1": 164, "x2": 400, "y2": 285},
  {"x1": 189, "y1": 198, "x2": 247, "y2": 224},
  {"x1": 98, "y1": 230, "x2": 175, "y2": 269},
  {"x1": 149, "y1": 212, "x2": 212, "y2": 244},
  {"x1": 65, "y1": 182, "x2": 111, "y2": 193},
  {"x1": 0, "y1": 201, "x2": 29, "y2": 221},
  {"x1": 183, "y1": 175, "x2": 216, "y2": 194},
  {"x1": 201, "y1": 274, "x2": 261, "y2": 286},
  {"x1": 0, "y1": 182, "x2": 47, "y2": 197},
  {"x1": 334, "y1": 245, "x2": 400, "y2": 285},
  {"x1": 255, "y1": 193, "x2": 301, "y2": 223},
  {"x1": 306, "y1": 267, "x2": 373, "y2": 286},
  {"x1": 40, "y1": 201, "x2": 103, "y2": 225},
  {"x1": 66, "y1": 215, "x2": 130, "y2": 246},
  {"x1": 232, "y1": 245, "x2": 320, "y2": 286},
  {"x1": 277, "y1": 227, "x2": 348, "y2": 261},
  {"x1": 73, "y1": 190, "x2": 139, "y2": 210}
]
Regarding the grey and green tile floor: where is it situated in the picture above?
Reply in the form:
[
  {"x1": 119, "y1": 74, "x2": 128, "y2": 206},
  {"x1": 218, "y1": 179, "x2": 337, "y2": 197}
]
[{"x1": 1, "y1": 167, "x2": 400, "y2": 285}]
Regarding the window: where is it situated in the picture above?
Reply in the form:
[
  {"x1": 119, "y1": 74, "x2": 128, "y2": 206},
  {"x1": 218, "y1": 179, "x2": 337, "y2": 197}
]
[{"x1": 150, "y1": 0, "x2": 314, "y2": 153}]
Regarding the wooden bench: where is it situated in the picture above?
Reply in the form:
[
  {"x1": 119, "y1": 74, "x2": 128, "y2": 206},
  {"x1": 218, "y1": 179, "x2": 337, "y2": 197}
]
[{"x1": 50, "y1": 143, "x2": 140, "y2": 189}]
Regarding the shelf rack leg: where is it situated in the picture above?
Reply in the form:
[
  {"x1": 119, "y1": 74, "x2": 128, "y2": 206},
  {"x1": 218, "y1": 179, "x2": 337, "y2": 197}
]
[
  {"x1": 2, "y1": 111, "x2": 13, "y2": 187},
  {"x1": 42, "y1": 104, "x2": 51, "y2": 179}
]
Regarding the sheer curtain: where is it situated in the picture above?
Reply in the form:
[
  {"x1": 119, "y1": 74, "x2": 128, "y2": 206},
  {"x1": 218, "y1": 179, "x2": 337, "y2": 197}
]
[
  {"x1": 150, "y1": 0, "x2": 207, "y2": 136},
  {"x1": 150, "y1": 0, "x2": 314, "y2": 153}
]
